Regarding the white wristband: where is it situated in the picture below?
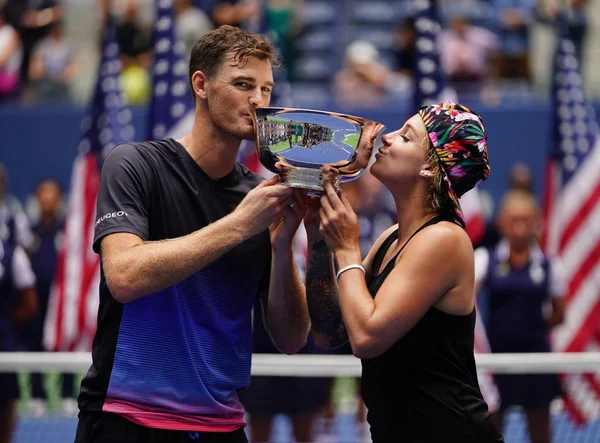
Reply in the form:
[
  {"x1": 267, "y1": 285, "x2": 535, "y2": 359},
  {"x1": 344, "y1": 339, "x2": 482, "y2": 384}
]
[{"x1": 336, "y1": 264, "x2": 366, "y2": 281}]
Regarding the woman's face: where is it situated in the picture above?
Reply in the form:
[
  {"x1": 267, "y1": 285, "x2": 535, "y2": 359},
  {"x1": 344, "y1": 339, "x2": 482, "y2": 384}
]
[{"x1": 370, "y1": 114, "x2": 430, "y2": 185}]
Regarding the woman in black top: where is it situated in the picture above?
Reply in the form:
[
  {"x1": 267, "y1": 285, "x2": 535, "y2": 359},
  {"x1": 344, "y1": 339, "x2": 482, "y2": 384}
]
[{"x1": 305, "y1": 101, "x2": 504, "y2": 442}]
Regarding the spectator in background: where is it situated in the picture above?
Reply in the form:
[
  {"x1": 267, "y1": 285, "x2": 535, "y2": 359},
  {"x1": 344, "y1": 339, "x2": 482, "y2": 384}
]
[
  {"x1": 438, "y1": 12, "x2": 500, "y2": 92},
  {"x1": 392, "y1": 16, "x2": 416, "y2": 79},
  {"x1": 116, "y1": 0, "x2": 151, "y2": 105},
  {"x1": 508, "y1": 161, "x2": 534, "y2": 193},
  {"x1": 537, "y1": 0, "x2": 589, "y2": 61},
  {"x1": 566, "y1": 0, "x2": 589, "y2": 61},
  {"x1": 210, "y1": 0, "x2": 260, "y2": 28},
  {"x1": 476, "y1": 161, "x2": 535, "y2": 250},
  {"x1": 116, "y1": 0, "x2": 151, "y2": 69},
  {"x1": 475, "y1": 190, "x2": 564, "y2": 443},
  {"x1": 28, "y1": 20, "x2": 77, "y2": 103},
  {"x1": 0, "y1": 163, "x2": 34, "y2": 251},
  {"x1": 0, "y1": 7, "x2": 22, "y2": 103},
  {"x1": 0, "y1": 234, "x2": 37, "y2": 443},
  {"x1": 334, "y1": 40, "x2": 410, "y2": 108},
  {"x1": 174, "y1": 0, "x2": 213, "y2": 64},
  {"x1": 264, "y1": 0, "x2": 303, "y2": 77},
  {"x1": 491, "y1": 0, "x2": 536, "y2": 80},
  {"x1": 2, "y1": 0, "x2": 62, "y2": 86},
  {"x1": 21, "y1": 179, "x2": 74, "y2": 416}
]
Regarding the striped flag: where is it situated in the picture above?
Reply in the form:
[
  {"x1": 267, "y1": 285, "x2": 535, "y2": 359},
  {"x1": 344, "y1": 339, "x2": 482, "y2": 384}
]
[
  {"x1": 44, "y1": 17, "x2": 135, "y2": 352},
  {"x1": 148, "y1": 0, "x2": 194, "y2": 140},
  {"x1": 411, "y1": 0, "x2": 498, "y2": 410},
  {"x1": 543, "y1": 19, "x2": 600, "y2": 424}
]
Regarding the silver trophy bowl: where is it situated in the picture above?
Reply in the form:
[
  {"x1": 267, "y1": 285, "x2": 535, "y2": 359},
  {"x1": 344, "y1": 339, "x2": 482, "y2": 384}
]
[{"x1": 251, "y1": 107, "x2": 386, "y2": 193}]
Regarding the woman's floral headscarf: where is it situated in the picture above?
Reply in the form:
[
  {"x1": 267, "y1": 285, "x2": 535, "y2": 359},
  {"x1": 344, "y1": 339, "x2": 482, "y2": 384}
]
[{"x1": 419, "y1": 101, "x2": 490, "y2": 227}]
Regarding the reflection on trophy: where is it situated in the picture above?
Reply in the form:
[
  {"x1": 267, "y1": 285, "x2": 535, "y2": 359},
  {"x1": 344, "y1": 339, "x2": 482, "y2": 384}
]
[{"x1": 251, "y1": 108, "x2": 386, "y2": 194}]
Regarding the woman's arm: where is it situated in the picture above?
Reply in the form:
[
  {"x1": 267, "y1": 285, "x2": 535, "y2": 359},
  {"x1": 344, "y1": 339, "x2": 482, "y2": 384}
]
[
  {"x1": 318, "y1": 183, "x2": 470, "y2": 358},
  {"x1": 334, "y1": 226, "x2": 465, "y2": 358}
]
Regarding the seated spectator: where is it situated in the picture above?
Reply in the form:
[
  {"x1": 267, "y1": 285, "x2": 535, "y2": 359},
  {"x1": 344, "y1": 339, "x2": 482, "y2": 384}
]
[
  {"x1": 0, "y1": 8, "x2": 22, "y2": 103},
  {"x1": 116, "y1": 0, "x2": 152, "y2": 69},
  {"x1": 438, "y1": 13, "x2": 500, "y2": 89},
  {"x1": 115, "y1": 0, "x2": 152, "y2": 105},
  {"x1": 2, "y1": 0, "x2": 63, "y2": 85},
  {"x1": 334, "y1": 40, "x2": 410, "y2": 108},
  {"x1": 537, "y1": 0, "x2": 589, "y2": 61},
  {"x1": 491, "y1": 0, "x2": 536, "y2": 80},
  {"x1": 392, "y1": 16, "x2": 416, "y2": 79},
  {"x1": 28, "y1": 20, "x2": 77, "y2": 103},
  {"x1": 174, "y1": 0, "x2": 213, "y2": 64},
  {"x1": 264, "y1": 0, "x2": 303, "y2": 75},
  {"x1": 210, "y1": 0, "x2": 260, "y2": 28}
]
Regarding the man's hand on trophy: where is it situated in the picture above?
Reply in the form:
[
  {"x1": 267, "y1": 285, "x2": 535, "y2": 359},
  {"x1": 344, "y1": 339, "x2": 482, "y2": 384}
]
[
  {"x1": 233, "y1": 176, "x2": 294, "y2": 239},
  {"x1": 269, "y1": 188, "x2": 308, "y2": 251}
]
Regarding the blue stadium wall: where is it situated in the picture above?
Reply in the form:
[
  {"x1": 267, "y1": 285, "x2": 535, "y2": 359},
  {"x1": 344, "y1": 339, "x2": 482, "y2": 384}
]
[{"x1": 2, "y1": 102, "x2": 599, "y2": 208}]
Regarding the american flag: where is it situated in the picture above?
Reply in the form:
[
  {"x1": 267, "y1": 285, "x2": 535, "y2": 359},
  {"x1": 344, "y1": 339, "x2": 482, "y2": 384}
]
[
  {"x1": 543, "y1": 20, "x2": 600, "y2": 424},
  {"x1": 44, "y1": 17, "x2": 135, "y2": 352},
  {"x1": 148, "y1": 0, "x2": 194, "y2": 140},
  {"x1": 411, "y1": 0, "x2": 498, "y2": 410}
]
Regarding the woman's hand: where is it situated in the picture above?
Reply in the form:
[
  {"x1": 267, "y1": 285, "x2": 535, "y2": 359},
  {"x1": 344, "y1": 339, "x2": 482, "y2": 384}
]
[{"x1": 318, "y1": 182, "x2": 360, "y2": 254}]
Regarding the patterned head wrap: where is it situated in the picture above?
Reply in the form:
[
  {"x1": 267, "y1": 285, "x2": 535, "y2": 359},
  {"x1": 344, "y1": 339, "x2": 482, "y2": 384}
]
[{"x1": 418, "y1": 101, "x2": 490, "y2": 227}]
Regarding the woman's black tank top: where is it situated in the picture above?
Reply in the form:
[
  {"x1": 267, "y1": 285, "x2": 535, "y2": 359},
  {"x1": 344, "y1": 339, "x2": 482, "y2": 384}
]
[{"x1": 361, "y1": 216, "x2": 504, "y2": 443}]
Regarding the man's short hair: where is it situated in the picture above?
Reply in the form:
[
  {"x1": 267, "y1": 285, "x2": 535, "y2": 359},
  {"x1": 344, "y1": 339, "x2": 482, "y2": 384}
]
[{"x1": 188, "y1": 25, "x2": 278, "y2": 101}]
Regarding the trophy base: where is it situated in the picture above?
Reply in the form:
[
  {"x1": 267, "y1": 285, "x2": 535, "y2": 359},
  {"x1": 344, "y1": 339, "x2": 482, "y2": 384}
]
[{"x1": 280, "y1": 166, "x2": 340, "y2": 197}]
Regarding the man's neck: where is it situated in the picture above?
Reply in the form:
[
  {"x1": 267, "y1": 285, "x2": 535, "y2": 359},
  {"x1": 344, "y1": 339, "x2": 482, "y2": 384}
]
[{"x1": 178, "y1": 109, "x2": 243, "y2": 180}]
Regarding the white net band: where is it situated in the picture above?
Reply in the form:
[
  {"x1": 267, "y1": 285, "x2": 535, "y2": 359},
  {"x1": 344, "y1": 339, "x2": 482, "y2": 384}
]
[{"x1": 1, "y1": 352, "x2": 600, "y2": 375}]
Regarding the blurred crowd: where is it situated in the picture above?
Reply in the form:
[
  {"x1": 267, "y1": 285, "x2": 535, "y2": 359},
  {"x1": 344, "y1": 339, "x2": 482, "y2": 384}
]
[
  {"x1": 334, "y1": 0, "x2": 590, "y2": 107},
  {"x1": 0, "y1": 0, "x2": 595, "y2": 107},
  {"x1": 0, "y1": 0, "x2": 583, "y2": 441}
]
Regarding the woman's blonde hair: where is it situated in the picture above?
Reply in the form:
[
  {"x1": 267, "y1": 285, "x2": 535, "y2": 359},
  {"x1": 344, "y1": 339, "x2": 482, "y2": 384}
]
[{"x1": 423, "y1": 136, "x2": 453, "y2": 216}]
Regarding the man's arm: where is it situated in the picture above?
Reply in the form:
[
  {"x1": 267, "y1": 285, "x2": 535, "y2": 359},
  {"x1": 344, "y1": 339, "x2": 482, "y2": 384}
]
[
  {"x1": 259, "y1": 190, "x2": 312, "y2": 355},
  {"x1": 102, "y1": 176, "x2": 294, "y2": 304},
  {"x1": 102, "y1": 213, "x2": 245, "y2": 303},
  {"x1": 305, "y1": 238, "x2": 348, "y2": 349},
  {"x1": 260, "y1": 246, "x2": 310, "y2": 355}
]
